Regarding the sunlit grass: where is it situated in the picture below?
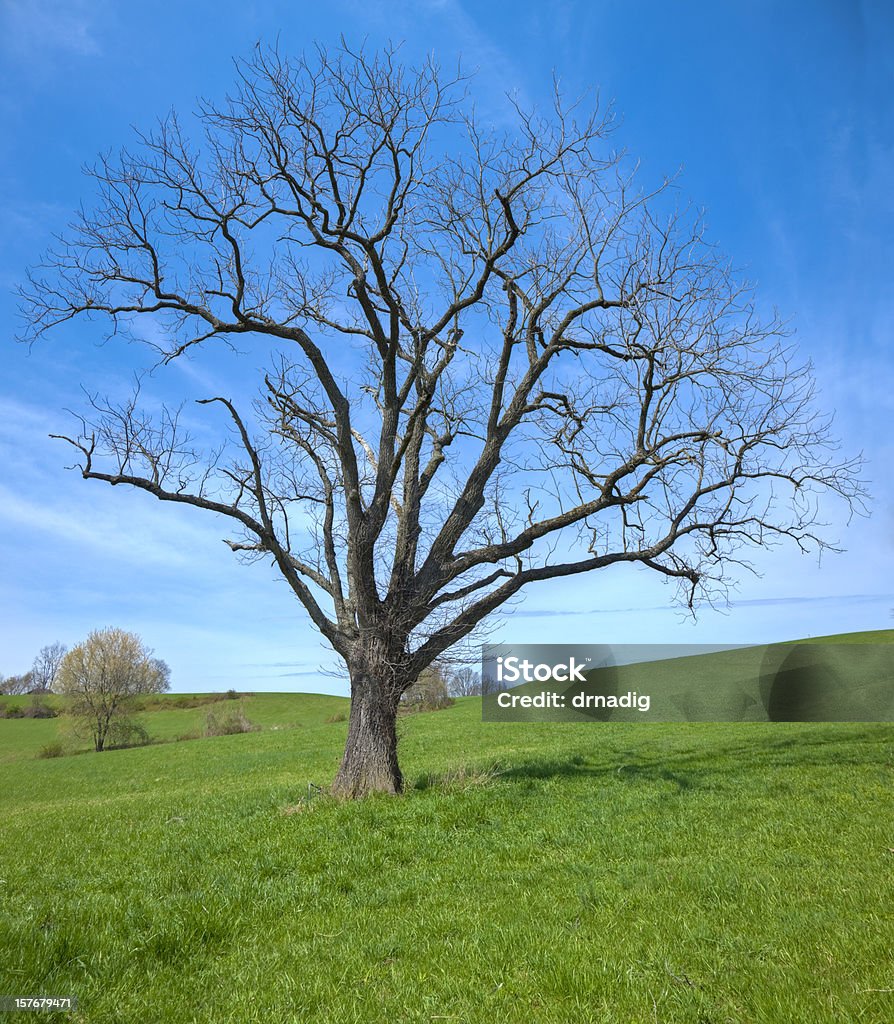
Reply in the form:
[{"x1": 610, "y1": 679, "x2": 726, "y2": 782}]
[{"x1": 1, "y1": 646, "x2": 893, "y2": 1022}]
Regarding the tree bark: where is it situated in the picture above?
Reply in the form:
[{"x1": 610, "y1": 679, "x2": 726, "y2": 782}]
[
  {"x1": 94, "y1": 718, "x2": 108, "y2": 752},
  {"x1": 93, "y1": 709, "x2": 112, "y2": 752},
  {"x1": 332, "y1": 672, "x2": 403, "y2": 797}
]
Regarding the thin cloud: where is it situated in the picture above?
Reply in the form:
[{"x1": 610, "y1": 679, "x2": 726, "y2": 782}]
[
  {"x1": 512, "y1": 593, "x2": 894, "y2": 617},
  {"x1": 277, "y1": 670, "x2": 344, "y2": 679},
  {"x1": 0, "y1": 483, "x2": 221, "y2": 571},
  {"x1": 730, "y1": 594, "x2": 893, "y2": 608},
  {"x1": 342, "y1": 0, "x2": 530, "y2": 124},
  {"x1": 1, "y1": 0, "x2": 103, "y2": 57}
]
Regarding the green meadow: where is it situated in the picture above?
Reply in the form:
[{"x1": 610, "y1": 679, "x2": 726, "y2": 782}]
[
  {"x1": 1, "y1": 633, "x2": 893, "y2": 1023},
  {"x1": 485, "y1": 630, "x2": 894, "y2": 723}
]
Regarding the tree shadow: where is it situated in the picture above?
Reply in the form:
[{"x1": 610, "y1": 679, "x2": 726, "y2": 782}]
[
  {"x1": 496, "y1": 724, "x2": 891, "y2": 789},
  {"x1": 759, "y1": 643, "x2": 894, "y2": 721}
]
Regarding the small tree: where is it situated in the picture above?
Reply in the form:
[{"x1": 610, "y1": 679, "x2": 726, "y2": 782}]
[
  {"x1": 32, "y1": 642, "x2": 68, "y2": 693},
  {"x1": 1, "y1": 672, "x2": 34, "y2": 696},
  {"x1": 401, "y1": 662, "x2": 452, "y2": 711},
  {"x1": 446, "y1": 666, "x2": 482, "y2": 698},
  {"x1": 56, "y1": 628, "x2": 170, "y2": 751}
]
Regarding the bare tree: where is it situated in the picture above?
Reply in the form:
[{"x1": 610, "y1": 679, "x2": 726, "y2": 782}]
[
  {"x1": 32, "y1": 642, "x2": 68, "y2": 693},
  {"x1": 401, "y1": 661, "x2": 452, "y2": 710},
  {"x1": 0, "y1": 672, "x2": 34, "y2": 696},
  {"x1": 21, "y1": 43, "x2": 865, "y2": 795},
  {"x1": 446, "y1": 666, "x2": 482, "y2": 698},
  {"x1": 56, "y1": 628, "x2": 170, "y2": 752}
]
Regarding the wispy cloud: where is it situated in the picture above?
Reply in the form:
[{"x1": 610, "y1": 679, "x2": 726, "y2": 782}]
[
  {"x1": 277, "y1": 669, "x2": 344, "y2": 678},
  {"x1": 0, "y1": 396, "x2": 231, "y2": 571},
  {"x1": 512, "y1": 593, "x2": 894, "y2": 617},
  {"x1": 731, "y1": 594, "x2": 893, "y2": 608},
  {"x1": 0, "y1": 483, "x2": 221, "y2": 570},
  {"x1": 339, "y1": 0, "x2": 531, "y2": 123},
  {"x1": 1, "y1": 0, "x2": 104, "y2": 57}
]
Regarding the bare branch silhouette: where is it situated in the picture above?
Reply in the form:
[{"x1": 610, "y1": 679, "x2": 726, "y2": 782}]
[{"x1": 21, "y1": 42, "x2": 867, "y2": 795}]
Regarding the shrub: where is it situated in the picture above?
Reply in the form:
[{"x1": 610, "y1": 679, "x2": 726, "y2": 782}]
[
  {"x1": 225, "y1": 688, "x2": 240, "y2": 700},
  {"x1": 204, "y1": 704, "x2": 260, "y2": 737},
  {"x1": 325, "y1": 711, "x2": 348, "y2": 724},
  {"x1": 23, "y1": 696, "x2": 58, "y2": 719},
  {"x1": 142, "y1": 694, "x2": 221, "y2": 711},
  {"x1": 37, "y1": 741, "x2": 65, "y2": 759},
  {"x1": 414, "y1": 762, "x2": 505, "y2": 792},
  {"x1": 400, "y1": 664, "x2": 454, "y2": 713},
  {"x1": 106, "y1": 718, "x2": 151, "y2": 749}
]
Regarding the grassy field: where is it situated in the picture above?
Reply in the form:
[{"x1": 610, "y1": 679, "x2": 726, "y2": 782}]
[
  {"x1": 1, "y1": 635, "x2": 893, "y2": 1023},
  {"x1": 485, "y1": 629, "x2": 894, "y2": 723}
]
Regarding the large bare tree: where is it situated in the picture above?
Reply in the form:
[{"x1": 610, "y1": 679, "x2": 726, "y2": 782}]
[{"x1": 21, "y1": 44, "x2": 864, "y2": 795}]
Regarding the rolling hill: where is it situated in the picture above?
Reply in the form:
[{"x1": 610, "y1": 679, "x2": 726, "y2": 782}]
[{"x1": 1, "y1": 631, "x2": 892, "y2": 1023}]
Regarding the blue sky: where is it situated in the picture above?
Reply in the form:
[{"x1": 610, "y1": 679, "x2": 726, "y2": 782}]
[{"x1": 1, "y1": 0, "x2": 892, "y2": 693}]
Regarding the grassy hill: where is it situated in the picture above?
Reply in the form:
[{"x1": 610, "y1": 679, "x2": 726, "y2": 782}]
[
  {"x1": 1, "y1": 632, "x2": 893, "y2": 1023},
  {"x1": 484, "y1": 629, "x2": 894, "y2": 723},
  {"x1": 0, "y1": 691, "x2": 349, "y2": 765}
]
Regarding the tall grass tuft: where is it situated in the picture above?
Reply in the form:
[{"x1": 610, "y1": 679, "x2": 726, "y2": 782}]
[{"x1": 204, "y1": 703, "x2": 260, "y2": 737}]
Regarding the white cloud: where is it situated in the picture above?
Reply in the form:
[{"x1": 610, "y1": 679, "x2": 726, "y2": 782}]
[{"x1": 0, "y1": 481, "x2": 225, "y2": 570}]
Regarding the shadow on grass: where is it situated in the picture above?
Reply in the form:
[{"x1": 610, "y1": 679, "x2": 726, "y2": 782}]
[
  {"x1": 496, "y1": 725, "x2": 892, "y2": 790},
  {"x1": 499, "y1": 756, "x2": 700, "y2": 792}
]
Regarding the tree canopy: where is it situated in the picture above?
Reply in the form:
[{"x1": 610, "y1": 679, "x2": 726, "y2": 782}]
[
  {"x1": 22, "y1": 43, "x2": 865, "y2": 793},
  {"x1": 56, "y1": 628, "x2": 170, "y2": 752}
]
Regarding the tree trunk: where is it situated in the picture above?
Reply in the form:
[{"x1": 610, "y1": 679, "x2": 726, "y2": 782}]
[{"x1": 332, "y1": 672, "x2": 403, "y2": 798}]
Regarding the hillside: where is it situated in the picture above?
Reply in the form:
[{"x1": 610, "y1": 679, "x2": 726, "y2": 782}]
[
  {"x1": 0, "y1": 632, "x2": 892, "y2": 1023},
  {"x1": 484, "y1": 629, "x2": 894, "y2": 723}
]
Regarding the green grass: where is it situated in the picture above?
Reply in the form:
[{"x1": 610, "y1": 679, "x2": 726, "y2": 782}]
[
  {"x1": 0, "y1": 692, "x2": 350, "y2": 763},
  {"x1": 806, "y1": 629, "x2": 894, "y2": 644},
  {"x1": 1, "y1": 634, "x2": 893, "y2": 1023}
]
